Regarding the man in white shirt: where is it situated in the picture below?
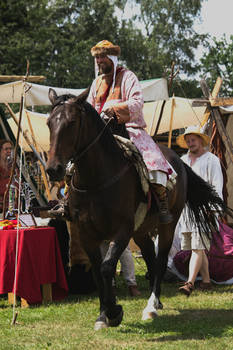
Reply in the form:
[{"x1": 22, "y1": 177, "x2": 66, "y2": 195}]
[{"x1": 176, "y1": 125, "x2": 223, "y2": 296}]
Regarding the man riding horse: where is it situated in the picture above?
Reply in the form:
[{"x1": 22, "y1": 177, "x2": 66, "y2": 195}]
[{"x1": 51, "y1": 39, "x2": 176, "y2": 224}]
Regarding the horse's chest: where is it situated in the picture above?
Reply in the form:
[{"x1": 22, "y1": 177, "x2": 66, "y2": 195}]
[{"x1": 72, "y1": 198, "x2": 115, "y2": 232}]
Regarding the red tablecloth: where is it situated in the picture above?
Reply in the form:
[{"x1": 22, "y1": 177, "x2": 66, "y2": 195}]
[{"x1": 0, "y1": 226, "x2": 68, "y2": 304}]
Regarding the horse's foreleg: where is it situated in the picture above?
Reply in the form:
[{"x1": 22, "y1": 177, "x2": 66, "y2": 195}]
[
  {"x1": 82, "y1": 240, "x2": 109, "y2": 330},
  {"x1": 101, "y1": 237, "x2": 130, "y2": 327}
]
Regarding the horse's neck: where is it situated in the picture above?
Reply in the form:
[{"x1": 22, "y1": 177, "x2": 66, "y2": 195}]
[{"x1": 75, "y1": 131, "x2": 126, "y2": 187}]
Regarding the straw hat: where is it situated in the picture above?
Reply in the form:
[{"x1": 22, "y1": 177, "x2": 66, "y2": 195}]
[
  {"x1": 91, "y1": 40, "x2": 121, "y2": 57},
  {"x1": 176, "y1": 125, "x2": 210, "y2": 149}
]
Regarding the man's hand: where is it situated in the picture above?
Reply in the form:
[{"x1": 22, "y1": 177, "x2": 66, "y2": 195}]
[{"x1": 102, "y1": 106, "x2": 116, "y2": 119}]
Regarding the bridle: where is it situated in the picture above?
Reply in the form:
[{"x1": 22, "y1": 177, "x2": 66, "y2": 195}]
[
  {"x1": 51, "y1": 99, "x2": 113, "y2": 163},
  {"x1": 52, "y1": 99, "x2": 132, "y2": 195}
]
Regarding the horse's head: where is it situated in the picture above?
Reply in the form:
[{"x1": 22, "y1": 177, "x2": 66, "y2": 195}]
[{"x1": 46, "y1": 88, "x2": 88, "y2": 181}]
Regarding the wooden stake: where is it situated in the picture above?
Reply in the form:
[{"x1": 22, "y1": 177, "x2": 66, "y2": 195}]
[{"x1": 0, "y1": 75, "x2": 45, "y2": 82}]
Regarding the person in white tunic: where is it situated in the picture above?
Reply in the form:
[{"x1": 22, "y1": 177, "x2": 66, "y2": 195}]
[{"x1": 176, "y1": 125, "x2": 223, "y2": 296}]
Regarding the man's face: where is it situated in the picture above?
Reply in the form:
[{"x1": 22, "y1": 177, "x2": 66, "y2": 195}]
[
  {"x1": 95, "y1": 54, "x2": 113, "y2": 74},
  {"x1": 185, "y1": 134, "x2": 204, "y2": 154},
  {"x1": 0, "y1": 142, "x2": 13, "y2": 162}
]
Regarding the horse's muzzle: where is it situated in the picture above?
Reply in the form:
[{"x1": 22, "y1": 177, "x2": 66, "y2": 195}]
[{"x1": 46, "y1": 163, "x2": 65, "y2": 182}]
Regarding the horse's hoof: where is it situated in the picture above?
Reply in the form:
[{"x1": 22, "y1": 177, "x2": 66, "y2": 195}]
[
  {"x1": 94, "y1": 321, "x2": 108, "y2": 331},
  {"x1": 142, "y1": 309, "x2": 158, "y2": 321},
  {"x1": 158, "y1": 301, "x2": 163, "y2": 310},
  {"x1": 94, "y1": 312, "x2": 108, "y2": 331},
  {"x1": 106, "y1": 305, "x2": 124, "y2": 327}
]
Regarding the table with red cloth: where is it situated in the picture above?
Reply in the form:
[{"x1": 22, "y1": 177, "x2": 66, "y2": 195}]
[{"x1": 0, "y1": 226, "x2": 68, "y2": 304}]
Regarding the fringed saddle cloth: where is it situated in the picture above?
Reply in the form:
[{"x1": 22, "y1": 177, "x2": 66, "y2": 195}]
[
  {"x1": 114, "y1": 135, "x2": 150, "y2": 231},
  {"x1": 114, "y1": 135, "x2": 150, "y2": 196}
]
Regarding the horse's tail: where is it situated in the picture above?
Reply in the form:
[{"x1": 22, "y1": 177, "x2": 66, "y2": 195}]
[{"x1": 184, "y1": 162, "x2": 233, "y2": 241}]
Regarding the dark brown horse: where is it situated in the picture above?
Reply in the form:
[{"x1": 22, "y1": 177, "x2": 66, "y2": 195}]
[{"x1": 46, "y1": 88, "x2": 226, "y2": 330}]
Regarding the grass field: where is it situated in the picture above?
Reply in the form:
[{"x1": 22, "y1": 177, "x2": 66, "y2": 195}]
[{"x1": 0, "y1": 258, "x2": 233, "y2": 350}]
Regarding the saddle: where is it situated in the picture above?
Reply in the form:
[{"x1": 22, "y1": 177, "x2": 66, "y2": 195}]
[
  {"x1": 114, "y1": 135, "x2": 150, "y2": 197},
  {"x1": 114, "y1": 135, "x2": 153, "y2": 230}
]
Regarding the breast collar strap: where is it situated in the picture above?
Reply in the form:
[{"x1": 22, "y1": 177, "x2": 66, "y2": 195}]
[{"x1": 70, "y1": 161, "x2": 133, "y2": 195}]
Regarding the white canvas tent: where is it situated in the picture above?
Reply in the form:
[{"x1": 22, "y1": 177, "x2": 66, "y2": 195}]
[
  {"x1": 0, "y1": 78, "x2": 212, "y2": 152},
  {"x1": 0, "y1": 78, "x2": 168, "y2": 105},
  {"x1": 144, "y1": 97, "x2": 206, "y2": 136},
  {"x1": 7, "y1": 97, "x2": 208, "y2": 152},
  {"x1": 8, "y1": 109, "x2": 50, "y2": 152}
]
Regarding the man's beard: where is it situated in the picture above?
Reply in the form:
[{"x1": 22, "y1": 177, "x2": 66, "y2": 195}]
[{"x1": 98, "y1": 63, "x2": 113, "y2": 75}]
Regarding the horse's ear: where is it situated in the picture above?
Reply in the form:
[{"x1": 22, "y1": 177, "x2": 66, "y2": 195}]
[
  {"x1": 75, "y1": 86, "x2": 90, "y2": 104},
  {"x1": 48, "y1": 88, "x2": 58, "y2": 105}
]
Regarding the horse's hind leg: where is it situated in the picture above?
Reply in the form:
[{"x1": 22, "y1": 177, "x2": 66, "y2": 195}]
[
  {"x1": 144, "y1": 225, "x2": 175, "y2": 320},
  {"x1": 134, "y1": 233, "x2": 157, "y2": 290},
  {"x1": 133, "y1": 233, "x2": 159, "y2": 320}
]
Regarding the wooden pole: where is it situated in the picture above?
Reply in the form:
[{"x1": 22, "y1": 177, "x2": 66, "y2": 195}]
[
  {"x1": 200, "y1": 76, "x2": 223, "y2": 127},
  {"x1": 25, "y1": 111, "x2": 52, "y2": 200},
  {"x1": 0, "y1": 75, "x2": 46, "y2": 83},
  {"x1": 4, "y1": 103, "x2": 51, "y2": 200},
  {"x1": 5, "y1": 103, "x2": 44, "y2": 161},
  {"x1": 168, "y1": 96, "x2": 175, "y2": 148},
  {"x1": 200, "y1": 79, "x2": 233, "y2": 164},
  {"x1": 153, "y1": 62, "x2": 179, "y2": 138},
  {"x1": 2, "y1": 95, "x2": 24, "y2": 219}
]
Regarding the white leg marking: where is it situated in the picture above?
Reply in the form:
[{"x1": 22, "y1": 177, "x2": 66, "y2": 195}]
[{"x1": 142, "y1": 292, "x2": 158, "y2": 320}]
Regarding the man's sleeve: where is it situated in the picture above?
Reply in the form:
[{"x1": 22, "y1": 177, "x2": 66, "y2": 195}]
[
  {"x1": 112, "y1": 70, "x2": 144, "y2": 123},
  {"x1": 208, "y1": 155, "x2": 224, "y2": 199}
]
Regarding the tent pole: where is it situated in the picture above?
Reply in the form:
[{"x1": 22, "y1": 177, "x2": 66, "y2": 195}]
[
  {"x1": 4, "y1": 103, "x2": 46, "y2": 165},
  {"x1": 2, "y1": 95, "x2": 24, "y2": 219},
  {"x1": 25, "y1": 111, "x2": 52, "y2": 201},
  {"x1": 168, "y1": 96, "x2": 175, "y2": 148},
  {"x1": 153, "y1": 62, "x2": 179, "y2": 138}
]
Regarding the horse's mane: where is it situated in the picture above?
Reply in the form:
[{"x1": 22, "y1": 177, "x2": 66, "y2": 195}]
[{"x1": 82, "y1": 100, "x2": 126, "y2": 159}]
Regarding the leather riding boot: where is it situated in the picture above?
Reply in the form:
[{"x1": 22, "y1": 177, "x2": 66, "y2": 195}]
[
  {"x1": 151, "y1": 183, "x2": 173, "y2": 224},
  {"x1": 128, "y1": 285, "x2": 141, "y2": 297}
]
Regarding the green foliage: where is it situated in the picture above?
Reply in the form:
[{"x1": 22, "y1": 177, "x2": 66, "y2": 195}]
[
  {"x1": 0, "y1": 0, "x2": 208, "y2": 96},
  {"x1": 133, "y1": 0, "x2": 207, "y2": 77},
  {"x1": 200, "y1": 35, "x2": 233, "y2": 96}
]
